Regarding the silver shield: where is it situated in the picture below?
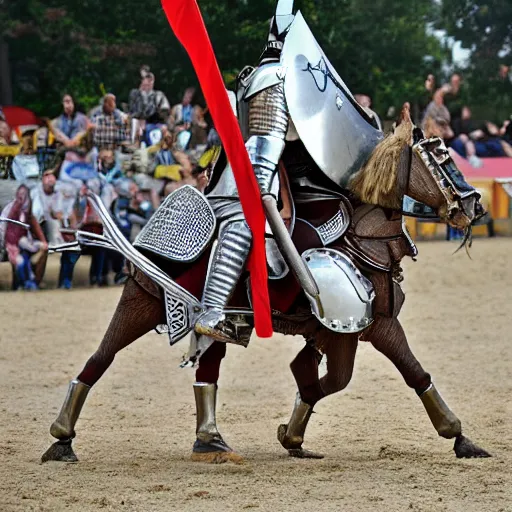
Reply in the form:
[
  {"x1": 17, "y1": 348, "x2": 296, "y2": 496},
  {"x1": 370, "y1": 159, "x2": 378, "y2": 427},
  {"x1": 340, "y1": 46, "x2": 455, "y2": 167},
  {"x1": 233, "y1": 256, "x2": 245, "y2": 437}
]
[
  {"x1": 134, "y1": 185, "x2": 216, "y2": 262},
  {"x1": 281, "y1": 12, "x2": 384, "y2": 188},
  {"x1": 302, "y1": 248, "x2": 375, "y2": 333}
]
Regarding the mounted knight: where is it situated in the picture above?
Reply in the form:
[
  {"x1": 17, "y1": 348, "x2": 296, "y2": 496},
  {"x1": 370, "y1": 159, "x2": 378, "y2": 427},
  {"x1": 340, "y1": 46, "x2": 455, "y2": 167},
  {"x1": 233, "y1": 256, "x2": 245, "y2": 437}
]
[
  {"x1": 41, "y1": 0, "x2": 489, "y2": 464},
  {"x1": 192, "y1": 1, "x2": 385, "y2": 343}
]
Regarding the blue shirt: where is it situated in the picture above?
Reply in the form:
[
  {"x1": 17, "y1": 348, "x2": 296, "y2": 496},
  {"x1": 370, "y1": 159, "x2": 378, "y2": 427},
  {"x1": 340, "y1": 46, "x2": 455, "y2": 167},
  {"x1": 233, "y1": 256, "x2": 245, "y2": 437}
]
[
  {"x1": 182, "y1": 105, "x2": 193, "y2": 124},
  {"x1": 55, "y1": 112, "x2": 88, "y2": 139}
]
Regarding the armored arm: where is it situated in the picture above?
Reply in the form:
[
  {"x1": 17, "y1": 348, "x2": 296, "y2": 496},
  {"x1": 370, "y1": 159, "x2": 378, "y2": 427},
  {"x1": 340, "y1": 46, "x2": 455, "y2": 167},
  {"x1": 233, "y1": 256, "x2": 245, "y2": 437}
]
[
  {"x1": 246, "y1": 81, "x2": 289, "y2": 196},
  {"x1": 243, "y1": 78, "x2": 320, "y2": 300}
]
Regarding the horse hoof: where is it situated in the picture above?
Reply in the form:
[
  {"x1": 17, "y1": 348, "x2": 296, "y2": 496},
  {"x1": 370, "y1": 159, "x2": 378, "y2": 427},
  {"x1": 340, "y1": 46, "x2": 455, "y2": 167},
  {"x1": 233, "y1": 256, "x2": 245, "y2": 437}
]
[
  {"x1": 41, "y1": 440, "x2": 78, "y2": 463},
  {"x1": 277, "y1": 424, "x2": 288, "y2": 447},
  {"x1": 288, "y1": 448, "x2": 324, "y2": 459},
  {"x1": 277, "y1": 423, "x2": 302, "y2": 449},
  {"x1": 454, "y1": 435, "x2": 491, "y2": 459},
  {"x1": 191, "y1": 439, "x2": 244, "y2": 464},
  {"x1": 278, "y1": 424, "x2": 323, "y2": 459}
]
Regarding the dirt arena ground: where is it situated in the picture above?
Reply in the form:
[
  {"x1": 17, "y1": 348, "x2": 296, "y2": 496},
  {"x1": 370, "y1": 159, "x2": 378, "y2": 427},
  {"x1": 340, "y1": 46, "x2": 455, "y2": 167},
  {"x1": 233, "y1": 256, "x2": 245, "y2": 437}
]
[{"x1": 0, "y1": 239, "x2": 511, "y2": 512}]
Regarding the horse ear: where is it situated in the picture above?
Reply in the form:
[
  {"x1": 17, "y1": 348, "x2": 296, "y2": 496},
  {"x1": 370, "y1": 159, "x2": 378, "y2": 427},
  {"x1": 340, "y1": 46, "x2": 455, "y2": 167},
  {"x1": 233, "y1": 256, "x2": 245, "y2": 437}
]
[
  {"x1": 396, "y1": 102, "x2": 412, "y2": 127},
  {"x1": 393, "y1": 102, "x2": 414, "y2": 144}
]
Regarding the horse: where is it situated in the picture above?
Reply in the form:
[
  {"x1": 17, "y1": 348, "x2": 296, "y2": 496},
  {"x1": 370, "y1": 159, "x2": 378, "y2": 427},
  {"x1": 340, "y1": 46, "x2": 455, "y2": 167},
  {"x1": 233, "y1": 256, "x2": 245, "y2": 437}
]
[
  {"x1": 41, "y1": 106, "x2": 489, "y2": 464},
  {"x1": 276, "y1": 110, "x2": 490, "y2": 459}
]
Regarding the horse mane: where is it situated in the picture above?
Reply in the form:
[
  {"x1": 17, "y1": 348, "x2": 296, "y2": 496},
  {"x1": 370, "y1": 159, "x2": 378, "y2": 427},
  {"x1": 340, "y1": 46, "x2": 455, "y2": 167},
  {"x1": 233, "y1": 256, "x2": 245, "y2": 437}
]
[{"x1": 349, "y1": 106, "x2": 414, "y2": 210}]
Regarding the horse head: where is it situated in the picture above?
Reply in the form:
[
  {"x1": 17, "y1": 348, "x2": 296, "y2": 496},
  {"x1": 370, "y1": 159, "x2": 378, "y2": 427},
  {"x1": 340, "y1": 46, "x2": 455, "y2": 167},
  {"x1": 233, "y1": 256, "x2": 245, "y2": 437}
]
[{"x1": 349, "y1": 103, "x2": 485, "y2": 232}]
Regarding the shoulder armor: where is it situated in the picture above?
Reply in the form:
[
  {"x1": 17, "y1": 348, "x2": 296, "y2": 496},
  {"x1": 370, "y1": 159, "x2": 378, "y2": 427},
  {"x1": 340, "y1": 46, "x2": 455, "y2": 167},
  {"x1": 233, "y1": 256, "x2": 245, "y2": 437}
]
[{"x1": 242, "y1": 63, "x2": 286, "y2": 101}]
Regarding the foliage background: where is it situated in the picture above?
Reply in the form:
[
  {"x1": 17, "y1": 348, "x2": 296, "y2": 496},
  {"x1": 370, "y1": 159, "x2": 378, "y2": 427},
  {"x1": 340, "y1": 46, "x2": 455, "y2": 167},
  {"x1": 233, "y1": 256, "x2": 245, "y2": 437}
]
[{"x1": 1, "y1": 0, "x2": 511, "y2": 120}]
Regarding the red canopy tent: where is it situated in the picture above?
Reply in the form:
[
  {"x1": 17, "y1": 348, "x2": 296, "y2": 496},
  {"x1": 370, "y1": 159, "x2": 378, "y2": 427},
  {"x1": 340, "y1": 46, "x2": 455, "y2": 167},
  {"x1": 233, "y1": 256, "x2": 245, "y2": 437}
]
[{"x1": 1, "y1": 106, "x2": 42, "y2": 129}]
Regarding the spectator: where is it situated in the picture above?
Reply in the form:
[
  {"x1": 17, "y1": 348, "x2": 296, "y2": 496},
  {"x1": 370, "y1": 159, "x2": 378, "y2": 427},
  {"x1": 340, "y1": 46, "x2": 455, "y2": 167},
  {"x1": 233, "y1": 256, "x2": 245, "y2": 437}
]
[
  {"x1": 422, "y1": 89, "x2": 455, "y2": 141},
  {"x1": 206, "y1": 127, "x2": 221, "y2": 147},
  {"x1": 169, "y1": 87, "x2": 208, "y2": 149},
  {"x1": 0, "y1": 118, "x2": 12, "y2": 145},
  {"x1": 54, "y1": 180, "x2": 81, "y2": 289},
  {"x1": 354, "y1": 93, "x2": 382, "y2": 130},
  {"x1": 31, "y1": 171, "x2": 59, "y2": 233},
  {"x1": 51, "y1": 94, "x2": 88, "y2": 149},
  {"x1": 451, "y1": 106, "x2": 512, "y2": 160},
  {"x1": 150, "y1": 127, "x2": 193, "y2": 179},
  {"x1": 31, "y1": 171, "x2": 80, "y2": 289},
  {"x1": 355, "y1": 94, "x2": 372, "y2": 109},
  {"x1": 189, "y1": 105, "x2": 209, "y2": 148},
  {"x1": 441, "y1": 73, "x2": 464, "y2": 125},
  {"x1": 109, "y1": 178, "x2": 154, "y2": 284},
  {"x1": 499, "y1": 64, "x2": 511, "y2": 82},
  {"x1": 170, "y1": 87, "x2": 195, "y2": 130},
  {"x1": 97, "y1": 148, "x2": 124, "y2": 184},
  {"x1": 91, "y1": 94, "x2": 129, "y2": 151},
  {"x1": 129, "y1": 66, "x2": 170, "y2": 123},
  {"x1": 78, "y1": 176, "x2": 112, "y2": 287},
  {"x1": 415, "y1": 74, "x2": 436, "y2": 123},
  {"x1": 500, "y1": 118, "x2": 512, "y2": 143},
  {"x1": 129, "y1": 65, "x2": 170, "y2": 145},
  {"x1": 11, "y1": 129, "x2": 41, "y2": 182},
  {"x1": 1, "y1": 184, "x2": 48, "y2": 290}
]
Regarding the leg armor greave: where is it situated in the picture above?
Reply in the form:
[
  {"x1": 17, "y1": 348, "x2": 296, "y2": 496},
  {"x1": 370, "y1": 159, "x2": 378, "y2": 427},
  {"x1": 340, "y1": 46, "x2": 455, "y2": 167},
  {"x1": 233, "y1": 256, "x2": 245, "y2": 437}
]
[
  {"x1": 278, "y1": 392, "x2": 314, "y2": 449},
  {"x1": 196, "y1": 220, "x2": 252, "y2": 341},
  {"x1": 419, "y1": 382, "x2": 462, "y2": 439},
  {"x1": 50, "y1": 379, "x2": 91, "y2": 440},
  {"x1": 192, "y1": 382, "x2": 233, "y2": 456},
  {"x1": 194, "y1": 383, "x2": 222, "y2": 443}
]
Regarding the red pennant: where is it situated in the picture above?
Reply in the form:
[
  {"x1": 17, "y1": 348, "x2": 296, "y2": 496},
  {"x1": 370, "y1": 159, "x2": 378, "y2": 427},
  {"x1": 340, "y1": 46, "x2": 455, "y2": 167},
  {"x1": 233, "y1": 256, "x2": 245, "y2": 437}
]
[{"x1": 161, "y1": 0, "x2": 273, "y2": 337}]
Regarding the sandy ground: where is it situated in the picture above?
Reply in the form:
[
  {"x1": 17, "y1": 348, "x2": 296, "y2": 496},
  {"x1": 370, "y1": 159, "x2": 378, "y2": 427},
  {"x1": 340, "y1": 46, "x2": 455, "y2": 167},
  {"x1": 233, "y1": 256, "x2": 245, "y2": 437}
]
[{"x1": 0, "y1": 239, "x2": 511, "y2": 512}]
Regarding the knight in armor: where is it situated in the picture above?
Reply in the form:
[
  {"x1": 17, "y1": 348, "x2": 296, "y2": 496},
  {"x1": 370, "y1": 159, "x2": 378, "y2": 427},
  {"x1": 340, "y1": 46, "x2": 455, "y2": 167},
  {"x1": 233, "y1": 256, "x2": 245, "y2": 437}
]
[{"x1": 195, "y1": 0, "x2": 383, "y2": 341}]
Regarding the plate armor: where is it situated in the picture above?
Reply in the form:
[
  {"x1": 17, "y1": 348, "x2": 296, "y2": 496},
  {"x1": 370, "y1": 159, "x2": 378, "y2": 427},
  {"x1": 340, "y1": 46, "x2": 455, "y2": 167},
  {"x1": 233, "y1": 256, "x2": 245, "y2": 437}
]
[{"x1": 194, "y1": 1, "x2": 385, "y2": 340}]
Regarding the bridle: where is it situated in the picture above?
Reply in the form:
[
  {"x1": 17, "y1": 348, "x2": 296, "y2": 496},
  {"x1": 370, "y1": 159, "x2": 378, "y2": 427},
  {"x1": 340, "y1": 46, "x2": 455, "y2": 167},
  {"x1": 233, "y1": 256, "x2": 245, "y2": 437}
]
[
  {"x1": 413, "y1": 136, "x2": 482, "y2": 224},
  {"x1": 400, "y1": 133, "x2": 484, "y2": 254}
]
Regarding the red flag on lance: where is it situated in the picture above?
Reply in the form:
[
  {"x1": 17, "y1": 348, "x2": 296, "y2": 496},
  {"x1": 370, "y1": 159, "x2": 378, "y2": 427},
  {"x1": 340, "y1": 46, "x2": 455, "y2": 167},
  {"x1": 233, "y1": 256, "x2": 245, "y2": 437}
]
[{"x1": 161, "y1": 0, "x2": 273, "y2": 338}]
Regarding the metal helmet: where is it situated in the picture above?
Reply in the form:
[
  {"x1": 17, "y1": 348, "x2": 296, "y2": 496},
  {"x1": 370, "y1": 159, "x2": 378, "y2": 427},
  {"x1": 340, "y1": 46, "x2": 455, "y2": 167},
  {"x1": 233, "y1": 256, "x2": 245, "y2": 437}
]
[{"x1": 260, "y1": 0, "x2": 295, "y2": 64}]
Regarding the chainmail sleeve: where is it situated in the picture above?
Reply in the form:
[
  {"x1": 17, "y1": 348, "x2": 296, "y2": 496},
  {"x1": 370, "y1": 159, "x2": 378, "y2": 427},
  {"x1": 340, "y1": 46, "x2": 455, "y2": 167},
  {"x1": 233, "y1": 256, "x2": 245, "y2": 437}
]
[{"x1": 246, "y1": 83, "x2": 288, "y2": 195}]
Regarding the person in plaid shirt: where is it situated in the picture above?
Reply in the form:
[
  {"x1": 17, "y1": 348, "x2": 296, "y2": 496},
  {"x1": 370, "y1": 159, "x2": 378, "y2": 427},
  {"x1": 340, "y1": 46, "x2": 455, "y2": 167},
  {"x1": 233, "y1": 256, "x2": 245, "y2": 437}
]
[{"x1": 91, "y1": 94, "x2": 129, "y2": 151}]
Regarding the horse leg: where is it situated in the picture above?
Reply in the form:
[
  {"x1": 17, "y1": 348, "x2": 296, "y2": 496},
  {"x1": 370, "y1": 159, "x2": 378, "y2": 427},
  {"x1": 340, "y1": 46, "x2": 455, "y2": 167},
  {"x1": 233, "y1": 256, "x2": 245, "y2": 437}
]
[
  {"x1": 363, "y1": 317, "x2": 490, "y2": 458},
  {"x1": 278, "y1": 332, "x2": 359, "y2": 459},
  {"x1": 41, "y1": 278, "x2": 164, "y2": 462}
]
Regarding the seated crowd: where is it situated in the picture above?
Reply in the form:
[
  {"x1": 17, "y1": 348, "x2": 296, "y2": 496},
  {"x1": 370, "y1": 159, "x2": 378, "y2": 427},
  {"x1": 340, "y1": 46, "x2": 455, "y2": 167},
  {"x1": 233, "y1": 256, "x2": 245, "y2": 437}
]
[
  {"x1": 419, "y1": 69, "x2": 512, "y2": 168},
  {"x1": 0, "y1": 67, "x2": 219, "y2": 290},
  {"x1": 2, "y1": 66, "x2": 508, "y2": 289}
]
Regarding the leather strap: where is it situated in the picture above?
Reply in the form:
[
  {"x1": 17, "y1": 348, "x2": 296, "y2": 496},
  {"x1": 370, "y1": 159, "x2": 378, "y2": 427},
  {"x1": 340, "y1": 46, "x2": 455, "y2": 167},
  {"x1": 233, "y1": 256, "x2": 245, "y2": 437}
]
[{"x1": 396, "y1": 145, "x2": 412, "y2": 201}]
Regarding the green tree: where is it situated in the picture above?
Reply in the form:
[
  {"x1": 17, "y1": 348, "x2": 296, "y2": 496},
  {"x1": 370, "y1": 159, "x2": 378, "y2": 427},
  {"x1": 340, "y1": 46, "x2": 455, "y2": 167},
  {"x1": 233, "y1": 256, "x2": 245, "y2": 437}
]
[
  {"x1": 298, "y1": 0, "x2": 446, "y2": 116},
  {"x1": 439, "y1": 0, "x2": 512, "y2": 120},
  {"x1": 3, "y1": 0, "x2": 445, "y2": 119}
]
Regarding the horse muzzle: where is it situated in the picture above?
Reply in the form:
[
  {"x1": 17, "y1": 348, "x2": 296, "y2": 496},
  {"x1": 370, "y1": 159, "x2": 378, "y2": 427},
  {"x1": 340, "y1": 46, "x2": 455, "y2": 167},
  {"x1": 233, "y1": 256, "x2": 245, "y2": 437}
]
[{"x1": 446, "y1": 192, "x2": 485, "y2": 229}]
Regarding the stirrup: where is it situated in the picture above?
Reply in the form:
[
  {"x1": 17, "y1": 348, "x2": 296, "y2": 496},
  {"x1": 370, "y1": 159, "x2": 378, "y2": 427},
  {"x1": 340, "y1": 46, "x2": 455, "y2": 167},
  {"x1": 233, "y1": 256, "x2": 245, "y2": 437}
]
[{"x1": 194, "y1": 309, "x2": 252, "y2": 346}]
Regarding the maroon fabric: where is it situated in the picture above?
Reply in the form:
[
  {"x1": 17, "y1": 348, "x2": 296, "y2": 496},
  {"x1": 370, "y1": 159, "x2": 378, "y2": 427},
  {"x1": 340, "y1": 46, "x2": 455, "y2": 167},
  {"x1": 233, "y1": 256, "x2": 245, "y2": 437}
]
[
  {"x1": 196, "y1": 342, "x2": 227, "y2": 383},
  {"x1": 294, "y1": 200, "x2": 343, "y2": 227},
  {"x1": 174, "y1": 251, "x2": 210, "y2": 300}
]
